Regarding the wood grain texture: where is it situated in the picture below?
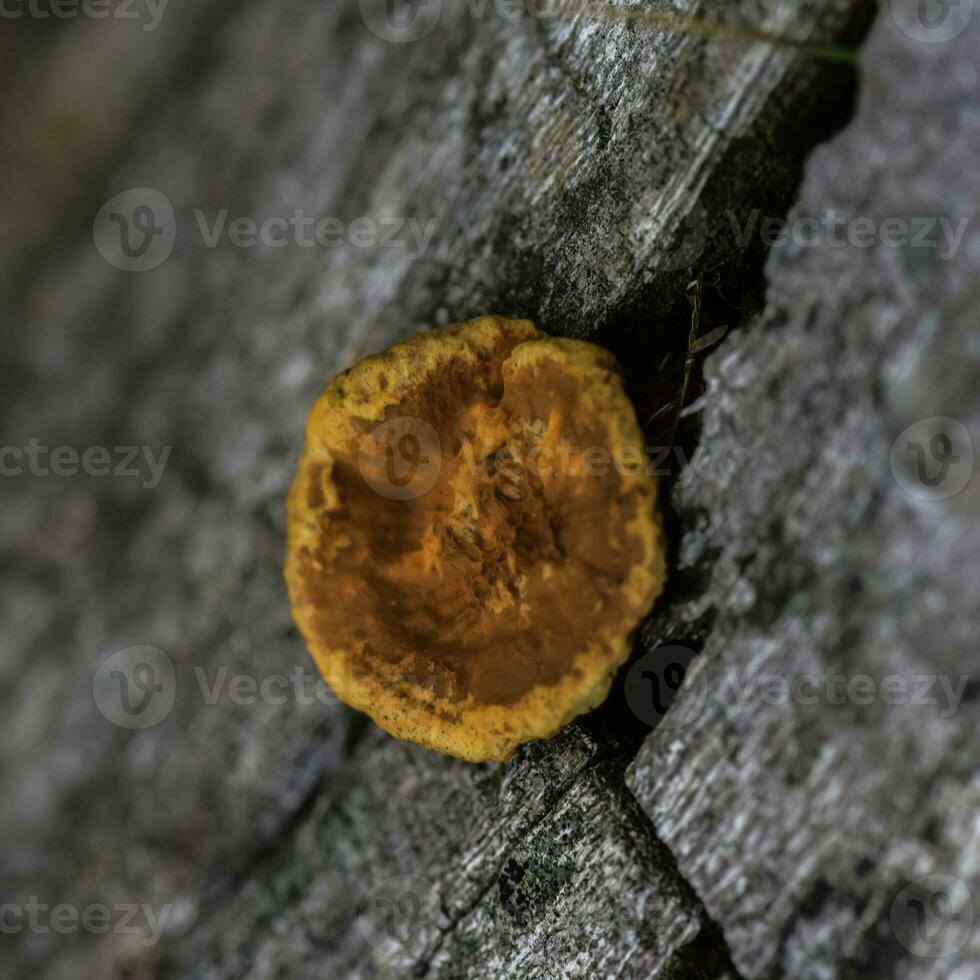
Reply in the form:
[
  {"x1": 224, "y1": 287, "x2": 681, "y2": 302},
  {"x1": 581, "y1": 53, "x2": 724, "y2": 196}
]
[
  {"x1": 627, "y1": 6, "x2": 980, "y2": 978},
  {"x1": 7, "y1": 2, "x2": 957, "y2": 978}
]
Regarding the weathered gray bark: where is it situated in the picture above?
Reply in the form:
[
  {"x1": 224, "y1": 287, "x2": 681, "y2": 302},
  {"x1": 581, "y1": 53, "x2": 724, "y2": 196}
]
[
  {"x1": 3, "y1": 1, "x2": 977, "y2": 978},
  {"x1": 626, "y1": 10, "x2": 980, "y2": 978}
]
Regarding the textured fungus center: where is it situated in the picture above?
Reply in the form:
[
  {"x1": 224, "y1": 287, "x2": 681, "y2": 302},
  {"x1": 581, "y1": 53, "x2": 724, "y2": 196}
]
[
  {"x1": 286, "y1": 316, "x2": 664, "y2": 760},
  {"x1": 300, "y1": 339, "x2": 643, "y2": 710}
]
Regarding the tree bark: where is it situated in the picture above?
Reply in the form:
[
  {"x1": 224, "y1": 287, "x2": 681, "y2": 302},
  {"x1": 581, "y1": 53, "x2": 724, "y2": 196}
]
[{"x1": 6, "y1": 2, "x2": 977, "y2": 979}]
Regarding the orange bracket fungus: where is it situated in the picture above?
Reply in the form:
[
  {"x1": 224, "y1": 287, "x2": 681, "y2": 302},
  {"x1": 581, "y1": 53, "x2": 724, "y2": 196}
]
[{"x1": 285, "y1": 316, "x2": 665, "y2": 761}]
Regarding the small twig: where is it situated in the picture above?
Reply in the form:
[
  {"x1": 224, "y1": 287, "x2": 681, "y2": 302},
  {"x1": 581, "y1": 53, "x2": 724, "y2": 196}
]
[{"x1": 666, "y1": 276, "x2": 702, "y2": 447}]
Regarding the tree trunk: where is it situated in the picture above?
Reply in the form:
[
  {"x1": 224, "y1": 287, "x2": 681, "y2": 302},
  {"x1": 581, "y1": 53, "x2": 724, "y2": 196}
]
[{"x1": 3, "y1": 2, "x2": 977, "y2": 978}]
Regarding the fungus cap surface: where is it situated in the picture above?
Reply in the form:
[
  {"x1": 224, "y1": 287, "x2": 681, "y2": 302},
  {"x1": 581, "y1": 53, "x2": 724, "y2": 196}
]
[{"x1": 285, "y1": 316, "x2": 665, "y2": 761}]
